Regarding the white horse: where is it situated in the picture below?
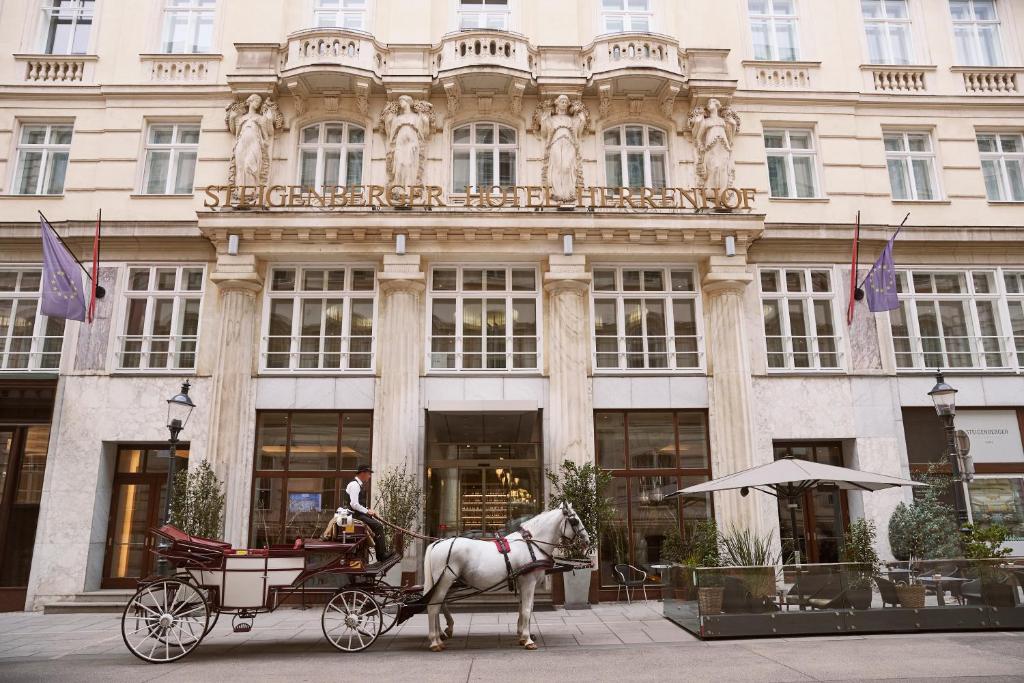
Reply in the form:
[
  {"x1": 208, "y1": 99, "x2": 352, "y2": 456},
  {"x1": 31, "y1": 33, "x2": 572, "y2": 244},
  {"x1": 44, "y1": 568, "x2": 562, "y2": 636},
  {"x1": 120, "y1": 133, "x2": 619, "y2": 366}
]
[{"x1": 421, "y1": 502, "x2": 589, "y2": 652}]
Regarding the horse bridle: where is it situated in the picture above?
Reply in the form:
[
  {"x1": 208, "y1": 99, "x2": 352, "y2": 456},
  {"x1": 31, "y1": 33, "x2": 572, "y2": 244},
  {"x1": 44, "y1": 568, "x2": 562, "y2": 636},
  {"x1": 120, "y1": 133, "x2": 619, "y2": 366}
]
[{"x1": 560, "y1": 502, "x2": 583, "y2": 543}]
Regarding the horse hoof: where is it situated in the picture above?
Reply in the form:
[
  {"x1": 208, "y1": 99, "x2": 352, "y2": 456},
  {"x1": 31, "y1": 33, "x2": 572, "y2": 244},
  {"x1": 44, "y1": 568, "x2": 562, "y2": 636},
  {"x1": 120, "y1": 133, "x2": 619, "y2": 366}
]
[
  {"x1": 444, "y1": 630, "x2": 454, "y2": 640},
  {"x1": 518, "y1": 638, "x2": 527, "y2": 646},
  {"x1": 524, "y1": 642, "x2": 538, "y2": 650},
  {"x1": 429, "y1": 644, "x2": 444, "y2": 652}
]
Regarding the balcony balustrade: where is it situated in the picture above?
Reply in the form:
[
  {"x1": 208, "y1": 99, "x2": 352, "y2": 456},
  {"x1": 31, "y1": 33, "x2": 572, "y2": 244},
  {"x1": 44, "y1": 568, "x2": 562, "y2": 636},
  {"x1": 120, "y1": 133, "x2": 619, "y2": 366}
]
[
  {"x1": 434, "y1": 30, "x2": 534, "y2": 76},
  {"x1": 863, "y1": 65, "x2": 931, "y2": 93},
  {"x1": 953, "y1": 67, "x2": 1020, "y2": 94},
  {"x1": 585, "y1": 33, "x2": 684, "y2": 78},
  {"x1": 281, "y1": 28, "x2": 383, "y2": 75},
  {"x1": 15, "y1": 54, "x2": 96, "y2": 84}
]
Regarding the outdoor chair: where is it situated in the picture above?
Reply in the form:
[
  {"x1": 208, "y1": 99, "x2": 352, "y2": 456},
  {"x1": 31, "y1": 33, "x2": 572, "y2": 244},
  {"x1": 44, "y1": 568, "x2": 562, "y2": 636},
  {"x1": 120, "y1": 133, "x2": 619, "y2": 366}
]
[
  {"x1": 613, "y1": 564, "x2": 648, "y2": 604},
  {"x1": 876, "y1": 576, "x2": 900, "y2": 607},
  {"x1": 786, "y1": 572, "x2": 845, "y2": 610}
]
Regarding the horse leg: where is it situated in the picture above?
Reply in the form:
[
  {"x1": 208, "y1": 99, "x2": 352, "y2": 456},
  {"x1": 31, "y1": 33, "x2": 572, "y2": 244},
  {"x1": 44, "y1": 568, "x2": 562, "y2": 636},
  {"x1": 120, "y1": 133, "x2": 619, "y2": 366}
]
[
  {"x1": 440, "y1": 601, "x2": 455, "y2": 640},
  {"x1": 427, "y1": 572, "x2": 456, "y2": 652},
  {"x1": 517, "y1": 574, "x2": 540, "y2": 650}
]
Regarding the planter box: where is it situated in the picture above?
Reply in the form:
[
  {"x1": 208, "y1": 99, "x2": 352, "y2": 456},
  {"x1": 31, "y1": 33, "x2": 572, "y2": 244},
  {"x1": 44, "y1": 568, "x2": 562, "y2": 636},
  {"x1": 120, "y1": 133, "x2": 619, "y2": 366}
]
[{"x1": 563, "y1": 569, "x2": 592, "y2": 610}]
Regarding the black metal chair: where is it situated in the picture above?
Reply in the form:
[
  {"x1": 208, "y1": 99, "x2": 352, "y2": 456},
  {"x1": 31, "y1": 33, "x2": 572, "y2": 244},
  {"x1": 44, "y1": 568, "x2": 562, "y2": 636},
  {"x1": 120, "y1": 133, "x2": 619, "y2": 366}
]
[
  {"x1": 876, "y1": 576, "x2": 900, "y2": 607},
  {"x1": 613, "y1": 564, "x2": 648, "y2": 604}
]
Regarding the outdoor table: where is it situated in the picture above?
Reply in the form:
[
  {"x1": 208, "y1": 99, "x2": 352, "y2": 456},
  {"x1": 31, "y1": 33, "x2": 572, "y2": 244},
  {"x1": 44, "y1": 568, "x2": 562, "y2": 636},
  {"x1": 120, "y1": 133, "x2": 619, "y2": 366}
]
[
  {"x1": 649, "y1": 563, "x2": 673, "y2": 599},
  {"x1": 917, "y1": 576, "x2": 970, "y2": 606}
]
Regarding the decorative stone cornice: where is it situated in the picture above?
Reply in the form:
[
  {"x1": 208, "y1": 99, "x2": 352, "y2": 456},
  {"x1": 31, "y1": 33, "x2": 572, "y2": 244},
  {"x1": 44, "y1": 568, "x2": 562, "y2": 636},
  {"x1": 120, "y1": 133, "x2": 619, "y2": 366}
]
[
  {"x1": 210, "y1": 254, "x2": 263, "y2": 293},
  {"x1": 377, "y1": 254, "x2": 426, "y2": 294},
  {"x1": 701, "y1": 255, "x2": 753, "y2": 297},
  {"x1": 544, "y1": 254, "x2": 591, "y2": 294}
]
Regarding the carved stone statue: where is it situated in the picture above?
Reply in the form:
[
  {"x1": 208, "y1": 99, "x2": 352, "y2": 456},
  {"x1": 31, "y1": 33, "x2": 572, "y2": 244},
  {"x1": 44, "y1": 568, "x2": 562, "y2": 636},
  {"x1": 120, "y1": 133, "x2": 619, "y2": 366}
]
[
  {"x1": 532, "y1": 95, "x2": 590, "y2": 202},
  {"x1": 380, "y1": 95, "x2": 435, "y2": 186},
  {"x1": 688, "y1": 98, "x2": 741, "y2": 190},
  {"x1": 225, "y1": 94, "x2": 284, "y2": 187}
]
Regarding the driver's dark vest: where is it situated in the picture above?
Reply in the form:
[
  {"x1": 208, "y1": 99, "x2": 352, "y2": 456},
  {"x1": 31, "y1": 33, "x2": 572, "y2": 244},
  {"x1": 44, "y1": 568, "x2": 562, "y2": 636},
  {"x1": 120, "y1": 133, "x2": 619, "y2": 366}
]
[{"x1": 345, "y1": 479, "x2": 368, "y2": 510}]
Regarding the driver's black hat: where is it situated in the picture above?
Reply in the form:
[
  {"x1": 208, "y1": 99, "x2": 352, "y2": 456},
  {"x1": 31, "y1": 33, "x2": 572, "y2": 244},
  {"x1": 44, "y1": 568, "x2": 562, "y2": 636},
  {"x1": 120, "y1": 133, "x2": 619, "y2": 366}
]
[{"x1": 356, "y1": 465, "x2": 374, "y2": 474}]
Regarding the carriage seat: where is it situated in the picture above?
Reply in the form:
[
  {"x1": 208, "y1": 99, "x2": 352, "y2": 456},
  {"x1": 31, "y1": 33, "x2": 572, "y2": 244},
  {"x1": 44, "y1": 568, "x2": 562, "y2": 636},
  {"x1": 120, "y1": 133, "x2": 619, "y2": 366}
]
[{"x1": 157, "y1": 524, "x2": 232, "y2": 551}]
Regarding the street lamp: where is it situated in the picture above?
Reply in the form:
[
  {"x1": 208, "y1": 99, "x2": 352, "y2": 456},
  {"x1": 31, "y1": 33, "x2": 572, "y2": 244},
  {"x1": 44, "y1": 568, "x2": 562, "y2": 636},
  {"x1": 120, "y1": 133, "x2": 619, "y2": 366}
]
[
  {"x1": 928, "y1": 371, "x2": 969, "y2": 528},
  {"x1": 163, "y1": 380, "x2": 196, "y2": 526}
]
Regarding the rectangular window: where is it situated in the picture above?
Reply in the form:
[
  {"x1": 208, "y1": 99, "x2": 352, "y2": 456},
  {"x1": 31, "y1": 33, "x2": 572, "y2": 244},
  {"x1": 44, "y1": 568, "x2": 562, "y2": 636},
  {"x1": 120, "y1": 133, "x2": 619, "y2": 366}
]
[
  {"x1": 13, "y1": 123, "x2": 72, "y2": 196},
  {"x1": 0, "y1": 268, "x2": 65, "y2": 371},
  {"x1": 141, "y1": 123, "x2": 200, "y2": 195},
  {"x1": 969, "y1": 477, "x2": 1024, "y2": 542},
  {"x1": 764, "y1": 128, "x2": 819, "y2": 198},
  {"x1": 458, "y1": 0, "x2": 509, "y2": 30},
  {"x1": 429, "y1": 266, "x2": 539, "y2": 371},
  {"x1": 314, "y1": 0, "x2": 367, "y2": 29},
  {"x1": 884, "y1": 131, "x2": 939, "y2": 200},
  {"x1": 118, "y1": 266, "x2": 204, "y2": 371},
  {"x1": 592, "y1": 267, "x2": 702, "y2": 371},
  {"x1": 950, "y1": 0, "x2": 1003, "y2": 66},
  {"x1": 161, "y1": 0, "x2": 215, "y2": 54},
  {"x1": 41, "y1": 0, "x2": 94, "y2": 54},
  {"x1": 601, "y1": 0, "x2": 651, "y2": 33},
  {"x1": 977, "y1": 133, "x2": 1024, "y2": 202},
  {"x1": 889, "y1": 269, "x2": 1016, "y2": 371},
  {"x1": 862, "y1": 0, "x2": 912, "y2": 64},
  {"x1": 263, "y1": 266, "x2": 376, "y2": 372},
  {"x1": 748, "y1": 0, "x2": 799, "y2": 61},
  {"x1": 1006, "y1": 271, "x2": 1024, "y2": 367},
  {"x1": 759, "y1": 268, "x2": 841, "y2": 370}
]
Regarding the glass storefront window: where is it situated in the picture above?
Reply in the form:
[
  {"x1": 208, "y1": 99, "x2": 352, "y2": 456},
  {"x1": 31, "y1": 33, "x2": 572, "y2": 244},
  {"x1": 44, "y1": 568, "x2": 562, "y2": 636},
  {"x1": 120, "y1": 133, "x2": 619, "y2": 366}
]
[{"x1": 969, "y1": 477, "x2": 1024, "y2": 539}]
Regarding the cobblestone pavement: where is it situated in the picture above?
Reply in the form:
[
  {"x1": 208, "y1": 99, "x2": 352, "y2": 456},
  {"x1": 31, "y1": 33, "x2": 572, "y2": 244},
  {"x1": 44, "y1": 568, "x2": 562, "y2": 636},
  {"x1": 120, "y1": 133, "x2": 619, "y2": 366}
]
[{"x1": 1, "y1": 602, "x2": 1023, "y2": 682}]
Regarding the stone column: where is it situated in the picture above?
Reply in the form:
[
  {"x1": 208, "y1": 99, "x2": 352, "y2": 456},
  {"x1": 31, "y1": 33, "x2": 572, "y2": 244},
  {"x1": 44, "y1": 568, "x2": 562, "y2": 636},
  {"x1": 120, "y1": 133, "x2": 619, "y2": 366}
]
[
  {"x1": 207, "y1": 254, "x2": 263, "y2": 547},
  {"x1": 544, "y1": 255, "x2": 594, "y2": 466},
  {"x1": 702, "y1": 255, "x2": 765, "y2": 534}
]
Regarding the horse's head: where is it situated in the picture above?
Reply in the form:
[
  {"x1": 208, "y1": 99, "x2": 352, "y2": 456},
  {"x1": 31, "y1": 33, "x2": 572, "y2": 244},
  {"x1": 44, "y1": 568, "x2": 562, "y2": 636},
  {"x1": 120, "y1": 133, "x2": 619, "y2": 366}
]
[{"x1": 559, "y1": 501, "x2": 590, "y2": 549}]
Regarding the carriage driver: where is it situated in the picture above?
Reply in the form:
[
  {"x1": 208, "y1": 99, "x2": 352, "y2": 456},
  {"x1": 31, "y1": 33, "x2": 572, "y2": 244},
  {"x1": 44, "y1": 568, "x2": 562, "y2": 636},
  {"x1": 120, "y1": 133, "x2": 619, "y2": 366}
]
[{"x1": 345, "y1": 465, "x2": 392, "y2": 562}]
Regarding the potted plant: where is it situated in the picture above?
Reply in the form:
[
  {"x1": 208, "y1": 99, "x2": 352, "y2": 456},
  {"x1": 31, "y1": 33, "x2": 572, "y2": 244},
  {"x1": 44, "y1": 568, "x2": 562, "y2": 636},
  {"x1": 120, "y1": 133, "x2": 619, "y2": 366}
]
[
  {"x1": 840, "y1": 518, "x2": 881, "y2": 610},
  {"x1": 719, "y1": 527, "x2": 779, "y2": 612},
  {"x1": 683, "y1": 520, "x2": 724, "y2": 613},
  {"x1": 960, "y1": 523, "x2": 1017, "y2": 607},
  {"x1": 546, "y1": 461, "x2": 614, "y2": 609},
  {"x1": 169, "y1": 459, "x2": 225, "y2": 538},
  {"x1": 373, "y1": 464, "x2": 425, "y2": 585}
]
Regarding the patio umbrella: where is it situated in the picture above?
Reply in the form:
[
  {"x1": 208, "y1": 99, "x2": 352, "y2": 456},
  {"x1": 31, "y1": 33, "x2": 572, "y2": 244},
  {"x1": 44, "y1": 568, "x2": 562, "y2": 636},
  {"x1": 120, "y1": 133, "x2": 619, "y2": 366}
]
[{"x1": 667, "y1": 456, "x2": 925, "y2": 563}]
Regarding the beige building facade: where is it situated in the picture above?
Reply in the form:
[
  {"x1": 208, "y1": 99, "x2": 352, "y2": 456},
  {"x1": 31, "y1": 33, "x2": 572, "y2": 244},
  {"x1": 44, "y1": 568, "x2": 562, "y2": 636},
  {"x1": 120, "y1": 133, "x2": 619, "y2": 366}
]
[{"x1": 0, "y1": 0, "x2": 1023, "y2": 610}]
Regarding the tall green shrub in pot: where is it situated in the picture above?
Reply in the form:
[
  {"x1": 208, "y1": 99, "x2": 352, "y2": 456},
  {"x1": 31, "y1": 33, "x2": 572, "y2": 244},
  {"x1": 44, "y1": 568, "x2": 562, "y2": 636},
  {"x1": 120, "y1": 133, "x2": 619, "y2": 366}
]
[
  {"x1": 169, "y1": 460, "x2": 225, "y2": 539},
  {"x1": 373, "y1": 464, "x2": 425, "y2": 557}
]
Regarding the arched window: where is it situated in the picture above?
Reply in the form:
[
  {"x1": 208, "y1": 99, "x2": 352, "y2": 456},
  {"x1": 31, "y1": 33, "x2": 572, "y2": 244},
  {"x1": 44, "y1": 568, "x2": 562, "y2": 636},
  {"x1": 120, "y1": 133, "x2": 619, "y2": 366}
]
[
  {"x1": 452, "y1": 122, "x2": 517, "y2": 192},
  {"x1": 603, "y1": 124, "x2": 667, "y2": 189},
  {"x1": 297, "y1": 122, "x2": 365, "y2": 190}
]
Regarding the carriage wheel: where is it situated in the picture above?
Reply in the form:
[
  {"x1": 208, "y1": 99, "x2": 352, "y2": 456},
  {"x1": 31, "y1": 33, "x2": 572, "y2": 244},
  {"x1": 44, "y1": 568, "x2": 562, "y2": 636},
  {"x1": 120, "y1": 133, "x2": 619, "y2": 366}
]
[
  {"x1": 377, "y1": 593, "x2": 401, "y2": 636},
  {"x1": 121, "y1": 579, "x2": 210, "y2": 663},
  {"x1": 322, "y1": 588, "x2": 382, "y2": 652}
]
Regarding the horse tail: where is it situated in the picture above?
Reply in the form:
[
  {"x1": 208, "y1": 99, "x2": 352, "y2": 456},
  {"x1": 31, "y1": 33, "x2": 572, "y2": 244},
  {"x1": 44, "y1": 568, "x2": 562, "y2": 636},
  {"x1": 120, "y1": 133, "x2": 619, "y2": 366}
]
[{"x1": 422, "y1": 540, "x2": 438, "y2": 592}]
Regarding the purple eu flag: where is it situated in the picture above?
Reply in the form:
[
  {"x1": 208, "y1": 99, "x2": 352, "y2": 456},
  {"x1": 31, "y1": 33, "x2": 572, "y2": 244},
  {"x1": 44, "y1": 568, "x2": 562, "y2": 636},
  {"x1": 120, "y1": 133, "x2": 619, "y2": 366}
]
[
  {"x1": 864, "y1": 235, "x2": 899, "y2": 313},
  {"x1": 40, "y1": 217, "x2": 87, "y2": 322}
]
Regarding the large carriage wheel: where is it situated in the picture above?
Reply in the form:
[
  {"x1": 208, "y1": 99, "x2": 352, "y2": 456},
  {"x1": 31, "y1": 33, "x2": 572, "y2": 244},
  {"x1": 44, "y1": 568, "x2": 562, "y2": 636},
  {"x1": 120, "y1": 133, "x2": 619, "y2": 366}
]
[
  {"x1": 375, "y1": 586, "x2": 401, "y2": 636},
  {"x1": 121, "y1": 579, "x2": 210, "y2": 663},
  {"x1": 322, "y1": 588, "x2": 382, "y2": 652}
]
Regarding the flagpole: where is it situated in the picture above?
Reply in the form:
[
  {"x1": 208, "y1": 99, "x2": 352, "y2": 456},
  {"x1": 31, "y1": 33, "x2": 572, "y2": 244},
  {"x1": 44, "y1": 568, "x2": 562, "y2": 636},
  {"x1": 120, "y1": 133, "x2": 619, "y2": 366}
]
[
  {"x1": 88, "y1": 209, "x2": 102, "y2": 323},
  {"x1": 857, "y1": 212, "x2": 910, "y2": 291},
  {"x1": 846, "y1": 210, "x2": 860, "y2": 326},
  {"x1": 38, "y1": 210, "x2": 93, "y2": 282}
]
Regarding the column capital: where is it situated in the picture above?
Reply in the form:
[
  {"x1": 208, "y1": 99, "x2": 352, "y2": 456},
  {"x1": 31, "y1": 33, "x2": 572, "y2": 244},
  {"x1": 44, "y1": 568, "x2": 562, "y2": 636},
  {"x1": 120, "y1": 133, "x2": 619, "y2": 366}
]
[
  {"x1": 543, "y1": 254, "x2": 591, "y2": 293},
  {"x1": 701, "y1": 255, "x2": 752, "y2": 297},
  {"x1": 210, "y1": 254, "x2": 263, "y2": 293},
  {"x1": 377, "y1": 254, "x2": 425, "y2": 294}
]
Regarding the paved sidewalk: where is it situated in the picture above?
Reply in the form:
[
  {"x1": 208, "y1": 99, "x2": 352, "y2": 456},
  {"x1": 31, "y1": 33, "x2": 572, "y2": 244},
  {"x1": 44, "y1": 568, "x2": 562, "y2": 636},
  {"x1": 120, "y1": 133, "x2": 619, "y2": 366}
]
[{"x1": 1, "y1": 602, "x2": 1023, "y2": 681}]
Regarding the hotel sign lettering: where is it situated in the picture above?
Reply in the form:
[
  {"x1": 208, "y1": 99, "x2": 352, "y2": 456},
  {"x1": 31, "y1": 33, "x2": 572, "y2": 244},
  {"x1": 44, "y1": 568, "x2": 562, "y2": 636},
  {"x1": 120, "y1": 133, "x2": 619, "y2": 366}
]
[{"x1": 202, "y1": 184, "x2": 757, "y2": 211}]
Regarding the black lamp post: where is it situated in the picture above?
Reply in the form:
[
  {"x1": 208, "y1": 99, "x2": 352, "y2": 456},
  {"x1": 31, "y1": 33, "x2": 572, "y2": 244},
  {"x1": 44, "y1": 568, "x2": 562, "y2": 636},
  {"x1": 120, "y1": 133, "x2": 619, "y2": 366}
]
[
  {"x1": 163, "y1": 380, "x2": 196, "y2": 526},
  {"x1": 927, "y1": 371, "x2": 969, "y2": 529}
]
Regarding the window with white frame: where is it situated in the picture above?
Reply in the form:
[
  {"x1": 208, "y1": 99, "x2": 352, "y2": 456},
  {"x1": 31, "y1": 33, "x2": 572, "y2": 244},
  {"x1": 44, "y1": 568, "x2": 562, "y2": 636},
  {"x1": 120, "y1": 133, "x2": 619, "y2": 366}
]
[
  {"x1": 0, "y1": 268, "x2": 65, "y2": 371},
  {"x1": 592, "y1": 267, "x2": 701, "y2": 371},
  {"x1": 1004, "y1": 271, "x2": 1024, "y2": 367},
  {"x1": 142, "y1": 123, "x2": 199, "y2": 195},
  {"x1": 314, "y1": 0, "x2": 367, "y2": 29},
  {"x1": 118, "y1": 266, "x2": 204, "y2": 371},
  {"x1": 429, "y1": 267, "x2": 538, "y2": 371},
  {"x1": 298, "y1": 122, "x2": 365, "y2": 191},
  {"x1": 452, "y1": 123, "x2": 516, "y2": 192},
  {"x1": 759, "y1": 268, "x2": 840, "y2": 370},
  {"x1": 764, "y1": 128, "x2": 818, "y2": 198},
  {"x1": 13, "y1": 123, "x2": 72, "y2": 196},
  {"x1": 458, "y1": 0, "x2": 509, "y2": 30},
  {"x1": 40, "y1": 0, "x2": 94, "y2": 54},
  {"x1": 263, "y1": 267, "x2": 375, "y2": 371},
  {"x1": 862, "y1": 0, "x2": 912, "y2": 64},
  {"x1": 748, "y1": 0, "x2": 799, "y2": 61},
  {"x1": 977, "y1": 133, "x2": 1024, "y2": 202},
  {"x1": 949, "y1": 0, "x2": 1003, "y2": 66},
  {"x1": 161, "y1": 0, "x2": 215, "y2": 54},
  {"x1": 889, "y1": 269, "x2": 1017, "y2": 371},
  {"x1": 601, "y1": 0, "x2": 651, "y2": 33},
  {"x1": 603, "y1": 125, "x2": 667, "y2": 189},
  {"x1": 884, "y1": 131, "x2": 939, "y2": 201}
]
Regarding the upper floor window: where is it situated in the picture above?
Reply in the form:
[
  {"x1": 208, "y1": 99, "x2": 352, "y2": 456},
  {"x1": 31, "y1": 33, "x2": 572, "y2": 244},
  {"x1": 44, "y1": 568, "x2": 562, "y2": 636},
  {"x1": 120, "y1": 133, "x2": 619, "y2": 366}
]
[
  {"x1": 263, "y1": 267, "x2": 376, "y2": 371},
  {"x1": 592, "y1": 267, "x2": 701, "y2": 371},
  {"x1": 760, "y1": 268, "x2": 840, "y2": 370},
  {"x1": 748, "y1": 0, "x2": 799, "y2": 61},
  {"x1": 429, "y1": 266, "x2": 539, "y2": 371},
  {"x1": 764, "y1": 128, "x2": 818, "y2": 198},
  {"x1": 601, "y1": 0, "x2": 651, "y2": 33},
  {"x1": 603, "y1": 125, "x2": 667, "y2": 189},
  {"x1": 298, "y1": 122, "x2": 365, "y2": 191},
  {"x1": 142, "y1": 123, "x2": 199, "y2": 195},
  {"x1": 458, "y1": 0, "x2": 509, "y2": 30},
  {"x1": 884, "y1": 131, "x2": 939, "y2": 201},
  {"x1": 0, "y1": 268, "x2": 65, "y2": 371},
  {"x1": 40, "y1": 0, "x2": 93, "y2": 54},
  {"x1": 161, "y1": 0, "x2": 215, "y2": 54},
  {"x1": 14, "y1": 123, "x2": 72, "y2": 196},
  {"x1": 889, "y1": 269, "x2": 1019, "y2": 371},
  {"x1": 862, "y1": 0, "x2": 912, "y2": 65},
  {"x1": 452, "y1": 123, "x2": 516, "y2": 192},
  {"x1": 977, "y1": 133, "x2": 1023, "y2": 202},
  {"x1": 1006, "y1": 271, "x2": 1024, "y2": 367},
  {"x1": 118, "y1": 266, "x2": 204, "y2": 371},
  {"x1": 314, "y1": 0, "x2": 367, "y2": 29},
  {"x1": 950, "y1": 0, "x2": 1002, "y2": 66}
]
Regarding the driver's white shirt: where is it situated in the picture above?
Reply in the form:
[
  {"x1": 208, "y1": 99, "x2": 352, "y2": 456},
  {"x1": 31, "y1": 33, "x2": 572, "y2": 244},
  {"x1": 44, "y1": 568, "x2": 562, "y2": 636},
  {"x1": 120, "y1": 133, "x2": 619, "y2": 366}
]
[{"x1": 346, "y1": 479, "x2": 368, "y2": 514}]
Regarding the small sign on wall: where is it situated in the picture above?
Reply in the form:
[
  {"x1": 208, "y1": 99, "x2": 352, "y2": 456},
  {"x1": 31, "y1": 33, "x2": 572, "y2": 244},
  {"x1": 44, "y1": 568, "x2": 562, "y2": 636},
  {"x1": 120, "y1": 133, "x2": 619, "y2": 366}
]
[{"x1": 956, "y1": 411, "x2": 1024, "y2": 464}]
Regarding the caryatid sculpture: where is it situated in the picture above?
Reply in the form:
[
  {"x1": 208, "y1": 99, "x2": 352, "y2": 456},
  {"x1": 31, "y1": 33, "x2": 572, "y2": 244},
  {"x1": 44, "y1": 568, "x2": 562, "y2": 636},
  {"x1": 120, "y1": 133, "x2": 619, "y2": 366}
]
[
  {"x1": 380, "y1": 95, "x2": 435, "y2": 187},
  {"x1": 532, "y1": 94, "x2": 591, "y2": 202},
  {"x1": 225, "y1": 94, "x2": 284, "y2": 188},
  {"x1": 688, "y1": 98, "x2": 741, "y2": 190}
]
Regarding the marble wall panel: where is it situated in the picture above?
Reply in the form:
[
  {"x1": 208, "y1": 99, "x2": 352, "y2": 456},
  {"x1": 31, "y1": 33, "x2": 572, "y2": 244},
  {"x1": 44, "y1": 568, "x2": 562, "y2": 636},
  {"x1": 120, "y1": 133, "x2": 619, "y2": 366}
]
[{"x1": 73, "y1": 266, "x2": 118, "y2": 372}]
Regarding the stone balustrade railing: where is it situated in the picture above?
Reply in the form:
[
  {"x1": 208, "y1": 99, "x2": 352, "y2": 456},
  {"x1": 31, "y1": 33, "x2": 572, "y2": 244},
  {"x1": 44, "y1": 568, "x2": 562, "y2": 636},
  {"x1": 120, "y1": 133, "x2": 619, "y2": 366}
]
[
  {"x1": 16, "y1": 55, "x2": 96, "y2": 84},
  {"x1": 585, "y1": 33, "x2": 683, "y2": 77},
  {"x1": 434, "y1": 30, "x2": 534, "y2": 76},
  {"x1": 953, "y1": 67, "x2": 1020, "y2": 94},
  {"x1": 281, "y1": 28, "x2": 382, "y2": 74},
  {"x1": 866, "y1": 66, "x2": 928, "y2": 92},
  {"x1": 743, "y1": 60, "x2": 819, "y2": 89},
  {"x1": 141, "y1": 54, "x2": 221, "y2": 83}
]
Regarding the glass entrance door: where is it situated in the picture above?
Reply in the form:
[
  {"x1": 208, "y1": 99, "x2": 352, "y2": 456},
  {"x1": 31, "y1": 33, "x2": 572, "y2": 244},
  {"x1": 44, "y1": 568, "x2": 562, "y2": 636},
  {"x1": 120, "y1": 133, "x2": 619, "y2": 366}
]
[{"x1": 774, "y1": 442, "x2": 848, "y2": 563}]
